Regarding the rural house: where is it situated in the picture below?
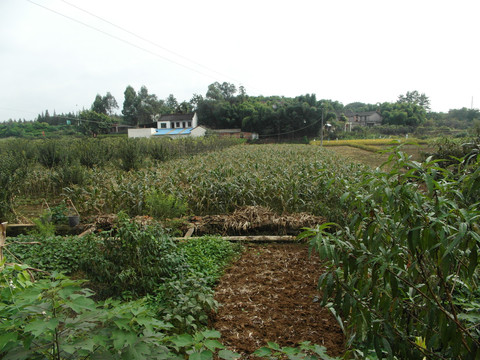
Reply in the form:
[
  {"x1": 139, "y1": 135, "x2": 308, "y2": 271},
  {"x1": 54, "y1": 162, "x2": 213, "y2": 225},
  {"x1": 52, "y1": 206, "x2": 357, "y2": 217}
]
[
  {"x1": 128, "y1": 113, "x2": 207, "y2": 139},
  {"x1": 338, "y1": 111, "x2": 383, "y2": 131}
]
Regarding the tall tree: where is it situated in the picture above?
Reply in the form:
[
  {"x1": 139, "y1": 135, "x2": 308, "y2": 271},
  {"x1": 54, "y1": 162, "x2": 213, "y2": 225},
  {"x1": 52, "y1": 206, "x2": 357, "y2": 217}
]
[
  {"x1": 205, "y1": 82, "x2": 237, "y2": 101},
  {"x1": 92, "y1": 92, "x2": 119, "y2": 115},
  {"x1": 136, "y1": 86, "x2": 158, "y2": 125},
  {"x1": 165, "y1": 94, "x2": 179, "y2": 113},
  {"x1": 189, "y1": 94, "x2": 204, "y2": 111},
  {"x1": 397, "y1": 90, "x2": 431, "y2": 112},
  {"x1": 122, "y1": 86, "x2": 138, "y2": 126}
]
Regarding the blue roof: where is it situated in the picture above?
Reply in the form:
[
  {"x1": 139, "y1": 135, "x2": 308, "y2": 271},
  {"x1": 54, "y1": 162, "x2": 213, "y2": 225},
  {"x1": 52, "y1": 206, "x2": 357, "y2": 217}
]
[{"x1": 154, "y1": 128, "x2": 193, "y2": 136}]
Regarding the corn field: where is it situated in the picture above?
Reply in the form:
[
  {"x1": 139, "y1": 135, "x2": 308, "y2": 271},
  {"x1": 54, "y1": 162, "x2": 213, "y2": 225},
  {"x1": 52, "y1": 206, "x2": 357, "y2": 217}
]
[
  {"x1": 57, "y1": 144, "x2": 365, "y2": 223},
  {"x1": 2, "y1": 137, "x2": 367, "y2": 223}
]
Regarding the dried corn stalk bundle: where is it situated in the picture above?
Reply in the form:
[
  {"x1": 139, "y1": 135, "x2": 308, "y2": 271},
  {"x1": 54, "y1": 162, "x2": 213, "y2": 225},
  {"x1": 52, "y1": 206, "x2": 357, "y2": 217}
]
[{"x1": 188, "y1": 206, "x2": 326, "y2": 236}]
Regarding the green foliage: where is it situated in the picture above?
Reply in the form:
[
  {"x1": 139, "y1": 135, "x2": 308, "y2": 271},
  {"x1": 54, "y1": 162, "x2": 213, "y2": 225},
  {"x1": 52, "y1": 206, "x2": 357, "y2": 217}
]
[
  {"x1": 76, "y1": 137, "x2": 113, "y2": 168},
  {"x1": 0, "y1": 149, "x2": 27, "y2": 221},
  {"x1": 49, "y1": 202, "x2": 69, "y2": 225},
  {"x1": 64, "y1": 145, "x2": 362, "y2": 223},
  {"x1": 5, "y1": 235, "x2": 89, "y2": 274},
  {"x1": 82, "y1": 213, "x2": 189, "y2": 298},
  {"x1": 170, "y1": 330, "x2": 240, "y2": 360},
  {"x1": 116, "y1": 138, "x2": 144, "y2": 171},
  {"x1": 0, "y1": 262, "x2": 179, "y2": 359},
  {"x1": 91, "y1": 92, "x2": 118, "y2": 115},
  {"x1": 380, "y1": 101, "x2": 427, "y2": 127},
  {"x1": 397, "y1": 90, "x2": 431, "y2": 112},
  {"x1": 30, "y1": 217, "x2": 57, "y2": 237},
  {"x1": 52, "y1": 160, "x2": 88, "y2": 188},
  {"x1": 305, "y1": 151, "x2": 480, "y2": 359},
  {"x1": 253, "y1": 341, "x2": 340, "y2": 360},
  {"x1": 153, "y1": 237, "x2": 241, "y2": 333},
  {"x1": 78, "y1": 110, "x2": 115, "y2": 136},
  {"x1": 426, "y1": 136, "x2": 480, "y2": 170},
  {"x1": 145, "y1": 190, "x2": 188, "y2": 219},
  {"x1": 154, "y1": 274, "x2": 218, "y2": 334},
  {"x1": 37, "y1": 139, "x2": 70, "y2": 168},
  {"x1": 180, "y1": 236, "x2": 242, "y2": 283}
]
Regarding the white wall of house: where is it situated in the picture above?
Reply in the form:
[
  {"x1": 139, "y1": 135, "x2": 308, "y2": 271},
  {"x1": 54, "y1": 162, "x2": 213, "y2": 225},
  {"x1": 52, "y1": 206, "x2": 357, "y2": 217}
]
[
  {"x1": 156, "y1": 113, "x2": 198, "y2": 129},
  {"x1": 191, "y1": 126, "x2": 207, "y2": 137},
  {"x1": 128, "y1": 128, "x2": 156, "y2": 138},
  {"x1": 192, "y1": 113, "x2": 198, "y2": 128}
]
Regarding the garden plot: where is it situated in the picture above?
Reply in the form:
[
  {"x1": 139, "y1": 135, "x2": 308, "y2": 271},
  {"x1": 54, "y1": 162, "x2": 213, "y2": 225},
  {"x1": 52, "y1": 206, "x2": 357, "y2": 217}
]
[{"x1": 210, "y1": 243, "x2": 345, "y2": 358}]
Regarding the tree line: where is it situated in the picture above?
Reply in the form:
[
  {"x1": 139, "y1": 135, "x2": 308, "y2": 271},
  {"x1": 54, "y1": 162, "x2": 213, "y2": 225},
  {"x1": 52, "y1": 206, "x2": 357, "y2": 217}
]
[{"x1": 2, "y1": 84, "x2": 479, "y2": 139}]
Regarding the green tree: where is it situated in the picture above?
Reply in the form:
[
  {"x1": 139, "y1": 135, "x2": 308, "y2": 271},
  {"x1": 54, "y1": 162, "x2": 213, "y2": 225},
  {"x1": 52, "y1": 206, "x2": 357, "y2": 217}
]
[
  {"x1": 79, "y1": 110, "x2": 114, "y2": 136},
  {"x1": 397, "y1": 90, "x2": 431, "y2": 112},
  {"x1": 380, "y1": 101, "x2": 426, "y2": 127},
  {"x1": 122, "y1": 85, "x2": 138, "y2": 126},
  {"x1": 189, "y1": 94, "x2": 204, "y2": 111},
  {"x1": 205, "y1": 82, "x2": 236, "y2": 101},
  {"x1": 91, "y1": 94, "x2": 106, "y2": 114},
  {"x1": 92, "y1": 92, "x2": 119, "y2": 115},
  {"x1": 165, "y1": 94, "x2": 179, "y2": 113},
  {"x1": 137, "y1": 86, "x2": 158, "y2": 125}
]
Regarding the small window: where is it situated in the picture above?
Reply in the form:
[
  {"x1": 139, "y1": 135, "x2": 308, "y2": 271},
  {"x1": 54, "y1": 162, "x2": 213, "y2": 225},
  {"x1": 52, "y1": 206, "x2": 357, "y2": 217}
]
[
  {"x1": 188, "y1": 121, "x2": 192, "y2": 127},
  {"x1": 171, "y1": 122, "x2": 175, "y2": 128},
  {"x1": 182, "y1": 122, "x2": 186, "y2": 128},
  {"x1": 176, "y1": 122, "x2": 180, "y2": 128},
  {"x1": 161, "y1": 123, "x2": 167, "y2": 128}
]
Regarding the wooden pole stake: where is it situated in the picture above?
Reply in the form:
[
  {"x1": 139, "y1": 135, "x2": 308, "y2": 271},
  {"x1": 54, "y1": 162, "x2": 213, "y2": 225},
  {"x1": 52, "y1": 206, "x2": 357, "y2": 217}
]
[{"x1": 0, "y1": 222, "x2": 7, "y2": 263}]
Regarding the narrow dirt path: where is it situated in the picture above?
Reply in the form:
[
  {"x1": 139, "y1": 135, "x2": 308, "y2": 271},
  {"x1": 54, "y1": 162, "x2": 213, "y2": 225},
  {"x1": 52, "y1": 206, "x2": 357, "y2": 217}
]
[{"x1": 209, "y1": 243, "x2": 345, "y2": 358}]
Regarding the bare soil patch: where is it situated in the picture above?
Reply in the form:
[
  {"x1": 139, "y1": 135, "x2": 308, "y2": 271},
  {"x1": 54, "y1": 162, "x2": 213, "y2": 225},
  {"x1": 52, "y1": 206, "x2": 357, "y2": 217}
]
[{"x1": 210, "y1": 243, "x2": 345, "y2": 358}]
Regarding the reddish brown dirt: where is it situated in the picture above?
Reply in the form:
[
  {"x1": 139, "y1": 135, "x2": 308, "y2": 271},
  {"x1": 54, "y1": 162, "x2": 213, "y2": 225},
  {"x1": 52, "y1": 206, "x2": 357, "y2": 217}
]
[{"x1": 209, "y1": 243, "x2": 345, "y2": 358}]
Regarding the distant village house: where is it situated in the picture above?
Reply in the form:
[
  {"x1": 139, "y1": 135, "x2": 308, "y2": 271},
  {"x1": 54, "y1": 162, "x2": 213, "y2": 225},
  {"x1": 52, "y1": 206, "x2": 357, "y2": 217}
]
[
  {"x1": 339, "y1": 111, "x2": 383, "y2": 131},
  {"x1": 128, "y1": 113, "x2": 259, "y2": 139},
  {"x1": 128, "y1": 113, "x2": 207, "y2": 139}
]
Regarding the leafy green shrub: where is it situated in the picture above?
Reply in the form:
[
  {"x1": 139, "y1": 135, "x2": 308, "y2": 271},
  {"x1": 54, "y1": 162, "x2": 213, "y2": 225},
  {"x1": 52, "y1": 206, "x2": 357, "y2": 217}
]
[
  {"x1": 145, "y1": 138, "x2": 169, "y2": 161},
  {"x1": 305, "y1": 151, "x2": 480, "y2": 359},
  {"x1": 426, "y1": 136, "x2": 480, "y2": 168},
  {"x1": 29, "y1": 217, "x2": 56, "y2": 237},
  {"x1": 253, "y1": 341, "x2": 340, "y2": 360},
  {"x1": 145, "y1": 190, "x2": 188, "y2": 219},
  {"x1": 180, "y1": 236, "x2": 242, "y2": 284},
  {"x1": 116, "y1": 138, "x2": 143, "y2": 171},
  {"x1": 82, "y1": 213, "x2": 188, "y2": 298},
  {"x1": 149, "y1": 237, "x2": 242, "y2": 334},
  {"x1": 49, "y1": 202, "x2": 69, "y2": 225},
  {"x1": 154, "y1": 273, "x2": 218, "y2": 334},
  {"x1": 76, "y1": 138, "x2": 113, "y2": 168},
  {"x1": 5, "y1": 235, "x2": 89, "y2": 274},
  {"x1": 170, "y1": 330, "x2": 240, "y2": 360},
  {"x1": 0, "y1": 263, "x2": 179, "y2": 359},
  {"x1": 52, "y1": 160, "x2": 88, "y2": 188},
  {"x1": 37, "y1": 139, "x2": 71, "y2": 168}
]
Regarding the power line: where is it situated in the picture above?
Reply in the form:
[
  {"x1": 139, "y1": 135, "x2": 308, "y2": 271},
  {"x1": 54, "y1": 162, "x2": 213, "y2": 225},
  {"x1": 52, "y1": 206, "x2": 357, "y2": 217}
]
[
  {"x1": 26, "y1": 0, "x2": 225, "y2": 82},
  {"x1": 259, "y1": 118, "x2": 323, "y2": 138},
  {"x1": 60, "y1": 0, "x2": 244, "y2": 86}
]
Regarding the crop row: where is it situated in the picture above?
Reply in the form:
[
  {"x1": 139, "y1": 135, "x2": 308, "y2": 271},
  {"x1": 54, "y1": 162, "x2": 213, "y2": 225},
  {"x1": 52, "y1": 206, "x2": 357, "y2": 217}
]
[{"x1": 59, "y1": 144, "x2": 366, "y2": 223}]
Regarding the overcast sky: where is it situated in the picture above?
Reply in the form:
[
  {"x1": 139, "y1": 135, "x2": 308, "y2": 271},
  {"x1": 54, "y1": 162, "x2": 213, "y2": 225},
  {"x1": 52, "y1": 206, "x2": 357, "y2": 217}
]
[{"x1": 1, "y1": 0, "x2": 479, "y2": 121}]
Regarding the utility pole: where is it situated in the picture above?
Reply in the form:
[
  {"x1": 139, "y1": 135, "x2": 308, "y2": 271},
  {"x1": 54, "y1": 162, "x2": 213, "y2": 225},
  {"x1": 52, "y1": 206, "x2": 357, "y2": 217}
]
[{"x1": 320, "y1": 104, "x2": 324, "y2": 146}]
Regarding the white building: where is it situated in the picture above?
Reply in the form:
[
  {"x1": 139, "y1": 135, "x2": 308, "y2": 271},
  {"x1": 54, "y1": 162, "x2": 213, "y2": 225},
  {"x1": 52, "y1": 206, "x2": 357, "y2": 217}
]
[{"x1": 128, "y1": 113, "x2": 207, "y2": 139}]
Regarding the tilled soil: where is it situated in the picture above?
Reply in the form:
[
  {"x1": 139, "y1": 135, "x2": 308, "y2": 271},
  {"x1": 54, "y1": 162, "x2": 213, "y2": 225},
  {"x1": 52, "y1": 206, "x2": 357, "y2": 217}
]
[{"x1": 209, "y1": 243, "x2": 345, "y2": 358}]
